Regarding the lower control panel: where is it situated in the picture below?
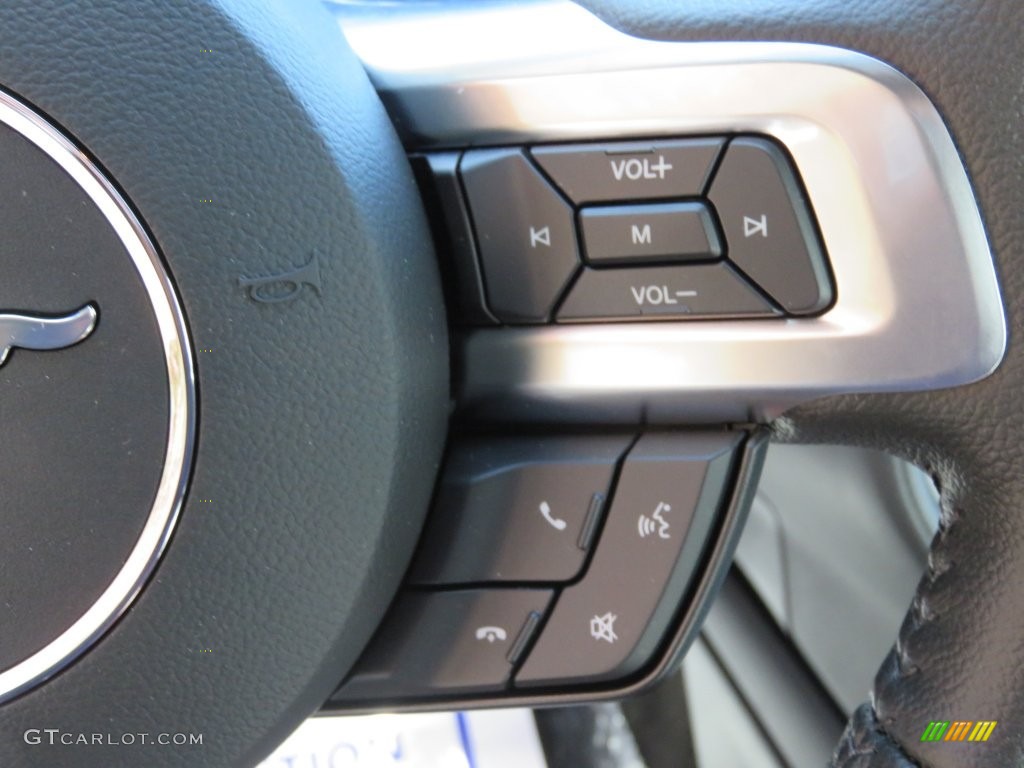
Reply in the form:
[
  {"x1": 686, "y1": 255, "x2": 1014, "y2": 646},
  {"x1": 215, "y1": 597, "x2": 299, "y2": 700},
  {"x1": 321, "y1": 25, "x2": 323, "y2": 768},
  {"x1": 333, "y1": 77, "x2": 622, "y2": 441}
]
[{"x1": 327, "y1": 429, "x2": 766, "y2": 710}]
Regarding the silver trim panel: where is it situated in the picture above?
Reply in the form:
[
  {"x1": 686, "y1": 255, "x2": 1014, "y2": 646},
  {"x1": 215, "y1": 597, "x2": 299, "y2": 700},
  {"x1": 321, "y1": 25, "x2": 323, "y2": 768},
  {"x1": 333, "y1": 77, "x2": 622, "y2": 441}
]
[
  {"x1": 0, "y1": 91, "x2": 195, "y2": 703},
  {"x1": 337, "y1": 1, "x2": 1006, "y2": 423}
]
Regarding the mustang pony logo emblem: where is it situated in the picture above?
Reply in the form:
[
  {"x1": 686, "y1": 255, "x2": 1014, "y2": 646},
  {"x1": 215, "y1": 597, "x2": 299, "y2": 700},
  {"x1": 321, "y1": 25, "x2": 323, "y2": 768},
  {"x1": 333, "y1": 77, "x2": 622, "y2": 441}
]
[{"x1": 0, "y1": 304, "x2": 98, "y2": 367}]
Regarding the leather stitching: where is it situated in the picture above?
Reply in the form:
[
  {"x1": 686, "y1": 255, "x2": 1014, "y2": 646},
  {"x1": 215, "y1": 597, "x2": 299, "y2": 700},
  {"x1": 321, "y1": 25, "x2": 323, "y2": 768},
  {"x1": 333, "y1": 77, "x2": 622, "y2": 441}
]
[
  {"x1": 874, "y1": 476, "x2": 964, "y2": 767},
  {"x1": 834, "y1": 703, "x2": 928, "y2": 768},
  {"x1": 874, "y1": 703, "x2": 927, "y2": 768},
  {"x1": 837, "y1": 718, "x2": 873, "y2": 760},
  {"x1": 891, "y1": 495, "x2": 958, "y2": 682}
]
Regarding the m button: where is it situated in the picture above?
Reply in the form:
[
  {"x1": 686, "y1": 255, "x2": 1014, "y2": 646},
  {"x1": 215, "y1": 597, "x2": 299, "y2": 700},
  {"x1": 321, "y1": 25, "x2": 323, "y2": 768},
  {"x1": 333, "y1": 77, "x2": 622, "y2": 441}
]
[{"x1": 580, "y1": 202, "x2": 722, "y2": 265}]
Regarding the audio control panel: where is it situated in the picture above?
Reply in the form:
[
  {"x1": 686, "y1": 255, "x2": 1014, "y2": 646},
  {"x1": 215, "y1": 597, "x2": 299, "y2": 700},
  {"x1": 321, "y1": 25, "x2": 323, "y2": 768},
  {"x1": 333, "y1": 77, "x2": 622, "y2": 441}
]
[
  {"x1": 417, "y1": 136, "x2": 833, "y2": 325},
  {"x1": 327, "y1": 430, "x2": 765, "y2": 710}
]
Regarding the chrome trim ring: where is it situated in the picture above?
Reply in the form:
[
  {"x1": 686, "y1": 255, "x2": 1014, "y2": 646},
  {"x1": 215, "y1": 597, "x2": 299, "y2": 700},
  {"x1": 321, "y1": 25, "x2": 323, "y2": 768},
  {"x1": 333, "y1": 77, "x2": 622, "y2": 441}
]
[
  {"x1": 0, "y1": 91, "x2": 195, "y2": 703},
  {"x1": 338, "y1": 1, "x2": 1006, "y2": 423}
]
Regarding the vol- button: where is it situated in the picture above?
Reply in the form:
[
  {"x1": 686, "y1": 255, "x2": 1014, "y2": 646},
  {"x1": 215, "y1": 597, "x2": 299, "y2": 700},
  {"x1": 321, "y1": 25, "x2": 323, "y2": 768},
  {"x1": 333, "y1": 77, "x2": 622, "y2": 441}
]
[
  {"x1": 557, "y1": 264, "x2": 777, "y2": 322},
  {"x1": 629, "y1": 285, "x2": 698, "y2": 307}
]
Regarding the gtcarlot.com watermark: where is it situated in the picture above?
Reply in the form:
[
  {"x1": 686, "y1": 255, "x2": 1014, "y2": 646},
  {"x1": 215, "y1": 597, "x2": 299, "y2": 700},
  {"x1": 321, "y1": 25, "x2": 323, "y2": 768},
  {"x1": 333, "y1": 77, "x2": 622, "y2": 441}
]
[{"x1": 24, "y1": 729, "x2": 203, "y2": 746}]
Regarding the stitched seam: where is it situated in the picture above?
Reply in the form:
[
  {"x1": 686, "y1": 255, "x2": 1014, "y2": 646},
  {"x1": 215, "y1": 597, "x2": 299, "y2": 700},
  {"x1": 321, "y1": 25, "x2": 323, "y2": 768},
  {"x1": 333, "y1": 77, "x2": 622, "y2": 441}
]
[
  {"x1": 872, "y1": 703, "x2": 927, "y2": 768},
  {"x1": 892, "y1": 472, "x2": 959, "y2": 680},
  {"x1": 837, "y1": 717, "x2": 873, "y2": 761},
  {"x1": 877, "y1": 470, "x2": 963, "y2": 767},
  {"x1": 836, "y1": 705, "x2": 928, "y2": 768}
]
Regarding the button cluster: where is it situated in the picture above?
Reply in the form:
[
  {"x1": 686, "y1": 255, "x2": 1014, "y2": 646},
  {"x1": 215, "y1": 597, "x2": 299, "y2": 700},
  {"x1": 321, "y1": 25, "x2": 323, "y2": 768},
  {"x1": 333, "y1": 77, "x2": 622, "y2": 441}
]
[
  {"x1": 331, "y1": 432, "x2": 741, "y2": 705},
  {"x1": 429, "y1": 136, "x2": 833, "y2": 324}
]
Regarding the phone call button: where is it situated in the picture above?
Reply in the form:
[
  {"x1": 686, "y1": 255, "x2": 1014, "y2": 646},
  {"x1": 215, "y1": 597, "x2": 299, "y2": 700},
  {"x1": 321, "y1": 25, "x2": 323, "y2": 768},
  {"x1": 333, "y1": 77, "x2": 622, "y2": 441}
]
[{"x1": 409, "y1": 436, "x2": 631, "y2": 585}]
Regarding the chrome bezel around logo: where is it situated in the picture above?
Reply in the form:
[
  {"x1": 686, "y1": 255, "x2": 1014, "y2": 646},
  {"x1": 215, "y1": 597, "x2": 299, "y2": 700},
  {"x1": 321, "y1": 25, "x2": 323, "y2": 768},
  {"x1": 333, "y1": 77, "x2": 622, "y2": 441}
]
[{"x1": 0, "y1": 90, "x2": 195, "y2": 704}]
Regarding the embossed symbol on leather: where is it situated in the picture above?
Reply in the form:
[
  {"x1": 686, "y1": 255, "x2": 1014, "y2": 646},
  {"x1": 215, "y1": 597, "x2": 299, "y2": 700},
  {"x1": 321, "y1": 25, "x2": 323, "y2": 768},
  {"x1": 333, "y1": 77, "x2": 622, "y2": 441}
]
[
  {"x1": 0, "y1": 304, "x2": 98, "y2": 368},
  {"x1": 239, "y1": 253, "x2": 322, "y2": 304}
]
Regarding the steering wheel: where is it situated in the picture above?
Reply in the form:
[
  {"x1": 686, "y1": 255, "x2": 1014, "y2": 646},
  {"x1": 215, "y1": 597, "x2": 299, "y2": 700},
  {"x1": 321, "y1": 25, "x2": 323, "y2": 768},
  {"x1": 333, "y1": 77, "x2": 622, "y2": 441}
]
[{"x1": 0, "y1": 1, "x2": 1019, "y2": 767}]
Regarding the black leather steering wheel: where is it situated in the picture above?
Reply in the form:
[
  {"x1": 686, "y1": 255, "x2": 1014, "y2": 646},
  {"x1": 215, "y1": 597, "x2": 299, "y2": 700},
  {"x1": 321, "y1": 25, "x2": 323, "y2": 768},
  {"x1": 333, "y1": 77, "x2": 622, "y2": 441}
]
[{"x1": 0, "y1": 0, "x2": 1020, "y2": 767}]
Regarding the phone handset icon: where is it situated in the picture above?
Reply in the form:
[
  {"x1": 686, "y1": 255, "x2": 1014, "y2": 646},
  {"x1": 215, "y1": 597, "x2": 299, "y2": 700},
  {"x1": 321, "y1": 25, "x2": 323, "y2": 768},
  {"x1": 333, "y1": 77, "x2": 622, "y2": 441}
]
[
  {"x1": 538, "y1": 501, "x2": 567, "y2": 531},
  {"x1": 475, "y1": 626, "x2": 507, "y2": 643}
]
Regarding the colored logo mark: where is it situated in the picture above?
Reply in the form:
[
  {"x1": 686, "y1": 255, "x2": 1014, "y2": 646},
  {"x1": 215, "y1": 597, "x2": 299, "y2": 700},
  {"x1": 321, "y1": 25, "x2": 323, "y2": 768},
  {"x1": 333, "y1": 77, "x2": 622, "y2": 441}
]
[{"x1": 920, "y1": 721, "x2": 997, "y2": 743}]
